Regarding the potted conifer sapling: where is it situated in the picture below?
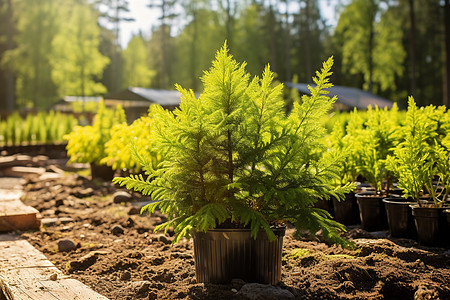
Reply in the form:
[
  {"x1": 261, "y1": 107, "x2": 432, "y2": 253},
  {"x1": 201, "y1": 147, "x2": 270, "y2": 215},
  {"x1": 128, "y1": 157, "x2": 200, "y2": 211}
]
[
  {"x1": 355, "y1": 105, "x2": 400, "y2": 231},
  {"x1": 114, "y1": 44, "x2": 353, "y2": 284},
  {"x1": 327, "y1": 114, "x2": 361, "y2": 225},
  {"x1": 387, "y1": 97, "x2": 449, "y2": 245}
]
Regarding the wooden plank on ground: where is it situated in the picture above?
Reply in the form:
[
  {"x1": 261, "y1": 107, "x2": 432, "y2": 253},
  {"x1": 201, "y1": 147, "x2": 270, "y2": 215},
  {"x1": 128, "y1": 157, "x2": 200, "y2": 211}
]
[
  {"x1": 0, "y1": 200, "x2": 40, "y2": 232},
  {"x1": 1, "y1": 167, "x2": 46, "y2": 177},
  {"x1": 0, "y1": 235, "x2": 108, "y2": 300},
  {"x1": 0, "y1": 189, "x2": 23, "y2": 201}
]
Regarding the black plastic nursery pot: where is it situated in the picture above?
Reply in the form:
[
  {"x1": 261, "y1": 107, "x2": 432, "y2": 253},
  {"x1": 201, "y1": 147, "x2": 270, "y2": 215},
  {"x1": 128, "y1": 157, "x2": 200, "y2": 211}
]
[
  {"x1": 383, "y1": 198, "x2": 416, "y2": 239},
  {"x1": 90, "y1": 163, "x2": 115, "y2": 181},
  {"x1": 332, "y1": 192, "x2": 360, "y2": 225},
  {"x1": 411, "y1": 205, "x2": 449, "y2": 247},
  {"x1": 314, "y1": 198, "x2": 334, "y2": 215},
  {"x1": 193, "y1": 227, "x2": 286, "y2": 285},
  {"x1": 355, "y1": 193, "x2": 388, "y2": 231}
]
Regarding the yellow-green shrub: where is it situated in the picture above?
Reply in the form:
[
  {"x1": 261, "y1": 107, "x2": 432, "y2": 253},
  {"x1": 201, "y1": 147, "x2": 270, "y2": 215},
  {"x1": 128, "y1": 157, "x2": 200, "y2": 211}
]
[
  {"x1": 65, "y1": 100, "x2": 125, "y2": 165},
  {"x1": 102, "y1": 109, "x2": 161, "y2": 172}
]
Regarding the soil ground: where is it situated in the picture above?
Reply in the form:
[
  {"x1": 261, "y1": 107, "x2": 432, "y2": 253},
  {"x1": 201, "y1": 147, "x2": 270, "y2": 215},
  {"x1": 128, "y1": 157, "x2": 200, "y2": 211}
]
[{"x1": 2, "y1": 158, "x2": 450, "y2": 300}]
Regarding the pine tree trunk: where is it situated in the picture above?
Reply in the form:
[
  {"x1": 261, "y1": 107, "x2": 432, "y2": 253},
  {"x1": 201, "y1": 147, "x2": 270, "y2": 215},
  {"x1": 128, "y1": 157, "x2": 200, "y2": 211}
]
[
  {"x1": 5, "y1": 0, "x2": 15, "y2": 111},
  {"x1": 367, "y1": 0, "x2": 376, "y2": 94},
  {"x1": 190, "y1": 9, "x2": 198, "y2": 91},
  {"x1": 408, "y1": 0, "x2": 417, "y2": 98},
  {"x1": 305, "y1": 0, "x2": 312, "y2": 82},
  {"x1": 284, "y1": 11, "x2": 291, "y2": 81},
  {"x1": 444, "y1": 0, "x2": 450, "y2": 107},
  {"x1": 225, "y1": 0, "x2": 233, "y2": 49},
  {"x1": 114, "y1": 0, "x2": 122, "y2": 92}
]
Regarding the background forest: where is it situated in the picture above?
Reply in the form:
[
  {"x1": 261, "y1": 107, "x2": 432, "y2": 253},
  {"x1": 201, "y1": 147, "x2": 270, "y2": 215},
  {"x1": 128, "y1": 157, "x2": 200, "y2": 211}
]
[{"x1": 0, "y1": 0, "x2": 449, "y2": 111}]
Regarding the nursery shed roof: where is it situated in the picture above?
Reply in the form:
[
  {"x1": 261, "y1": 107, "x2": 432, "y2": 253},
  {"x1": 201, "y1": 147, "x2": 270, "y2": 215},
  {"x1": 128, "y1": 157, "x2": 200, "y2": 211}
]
[
  {"x1": 285, "y1": 82, "x2": 395, "y2": 110},
  {"x1": 105, "y1": 87, "x2": 183, "y2": 107}
]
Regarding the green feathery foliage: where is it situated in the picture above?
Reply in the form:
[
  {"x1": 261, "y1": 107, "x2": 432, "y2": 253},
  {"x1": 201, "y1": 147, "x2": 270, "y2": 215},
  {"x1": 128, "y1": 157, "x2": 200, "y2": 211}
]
[
  {"x1": 102, "y1": 108, "x2": 162, "y2": 172},
  {"x1": 0, "y1": 111, "x2": 77, "y2": 146},
  {"x1": 65, "y1": 100, "x2": 126, "y2": 165},
  {"x1": 357, "y1": 104, "x2": 400, "y2": 193},
  {"x1": 114, "y1": 43, "x2": 353, "y2": 246},
  {"x1": 386, "y1": 97, "x2": 437, "y2": 204}
]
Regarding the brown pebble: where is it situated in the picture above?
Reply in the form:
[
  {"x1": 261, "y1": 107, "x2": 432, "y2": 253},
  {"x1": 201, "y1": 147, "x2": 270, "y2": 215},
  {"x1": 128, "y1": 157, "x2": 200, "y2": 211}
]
[{"x1": 50, "y1": 273, "x2": 57, "y2": 281}]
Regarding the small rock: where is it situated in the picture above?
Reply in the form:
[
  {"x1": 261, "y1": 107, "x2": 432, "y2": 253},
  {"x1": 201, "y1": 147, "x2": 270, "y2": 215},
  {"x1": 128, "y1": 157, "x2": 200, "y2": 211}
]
[
  {"x1": 155, "y1": 234, "x2": 170, "y2": 244},
  {"x1": 126, "y1": 217, "x2": 135, "y2": 228},
  {"x1": 49, "y1": 273, "x2": 57, "y2": 281},
  {"x1": 120, "y1": 271, "x2": 131, "y2": 281},
  {"x1": 232, "y1": 278, "x2": 246, "y2": 290},
  {"x1": 57, "y1": 239, "x2": 77, "y2": 252},
  {"x1": 113, "y1": 191, "x2": 133, "y2": 203},
  {"x1": 111, "y1": 224, "x2": 125, "y2": 235},
  {"x1": 237, "y1": 283, "x2": 295, "y2": 300},
  {"x1": 128, "y1": 206, "x2": 140, "y2": 215},
  {"x1": 231, "y1": 288, "x2": 238, "y2": 293}
]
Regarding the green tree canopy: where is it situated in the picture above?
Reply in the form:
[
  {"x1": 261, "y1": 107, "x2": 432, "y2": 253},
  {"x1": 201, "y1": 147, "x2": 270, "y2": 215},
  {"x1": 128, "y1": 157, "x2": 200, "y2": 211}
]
[
  {"x1": 50, "y1": 0, "x2": 109, "y2": 97},
  {"x1": 122, "y1": 35, "x2": 155, "y2": 88},
  {"x1": 2, "y1": 0, "x2": 60, "y2": 108},
  {"x1": 335, "y1": 0, "x2": 405, "y2": 94},
  {"x1": 174, "y1": 1, "x2": 223, "y2": 90}
]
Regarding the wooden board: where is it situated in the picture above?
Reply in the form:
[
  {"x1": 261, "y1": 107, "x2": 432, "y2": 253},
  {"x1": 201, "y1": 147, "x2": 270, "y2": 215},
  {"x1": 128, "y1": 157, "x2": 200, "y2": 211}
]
[
  {"x1": 0, "y1": 200, "x2": 40, "y2": 232},
  {"x1": 0, "y1": 189, "x2": 23, "y2": 201},
  {"x1": 1, "y1": 167, "x2": 46, "y2": 177},
  {"x1": 0, "y1": 235, "x2": 108, "y2": 300}
]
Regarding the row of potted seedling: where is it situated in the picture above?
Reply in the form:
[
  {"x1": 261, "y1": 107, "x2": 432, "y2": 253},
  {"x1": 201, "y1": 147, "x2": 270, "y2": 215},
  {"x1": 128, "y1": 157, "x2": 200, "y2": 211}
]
[
  {"x1": 64, "y1": 100, "x2": 160, "y2": 180},
  {"x1": 324, "y1": 99, "x2": 450, "y2": 247},
  {"x1": 0, "y1": 111, "x2": 77, "y2": 146}
]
